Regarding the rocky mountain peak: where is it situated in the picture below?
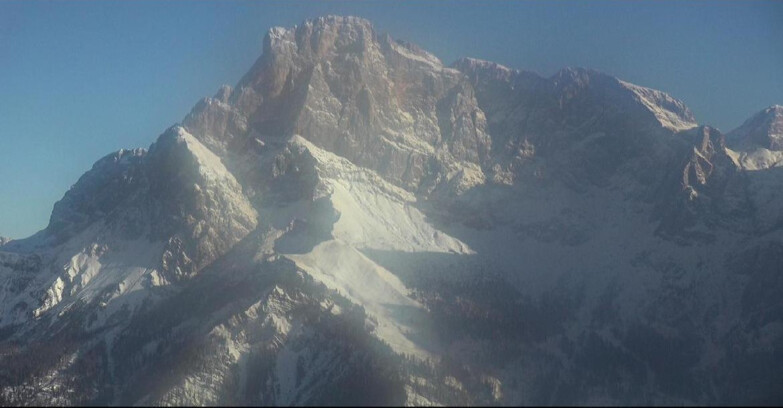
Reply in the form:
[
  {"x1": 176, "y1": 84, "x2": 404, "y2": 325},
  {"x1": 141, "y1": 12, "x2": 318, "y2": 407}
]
[
  {"x1": 551, "y1": 66, "x2": 598, "y2": 85},
  {"x1": 728, "y1": 104, "x2": 783, "y2": 150},
  {"x1": 189, "y1": 16, "x2": 491, "y2": 196},
  {"x1": 617, "y1": 80, "x2": 697, "y2": 132},
  {"x1": 191, "y1": 16, "x2": 703, "y2": 200},
  {"x1": 553, "y1": 67, "x2": 697, "y2": 131},
  {"x1": 256, "y1": 16, "x2": 379, "y2": 70},
  {"x1": 452, "y1": 57, "x2": 517, "y2": 82},
  {"x1": 293, "y1": 16, "x2": 375, "y2": 59},
  {"x1": 41, "y1": 125, "x2": 257, "y2": 283},
  {"x1": 46, "y1": 147, "x2": 148, "y2": 243},
  {"x1": 3, "y1": 14, "x2": 783, "y2": 407}
]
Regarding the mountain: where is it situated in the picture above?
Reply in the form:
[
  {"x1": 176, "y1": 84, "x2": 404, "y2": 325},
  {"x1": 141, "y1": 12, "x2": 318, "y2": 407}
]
[
  {"x1": 728, "y1": 104, "x2": 783, "y2": 151},
  {"x1": 1, "y1": 15, "x2": 782, "y2": 406},
  {"x1": 725, "y1": 105, "x2": 783, "y2": 171}
]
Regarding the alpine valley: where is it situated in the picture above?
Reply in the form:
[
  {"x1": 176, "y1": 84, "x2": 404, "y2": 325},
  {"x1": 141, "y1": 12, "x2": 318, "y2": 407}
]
[{"x1": 2, "y1": 16, "x2": 782, "y2": 406}]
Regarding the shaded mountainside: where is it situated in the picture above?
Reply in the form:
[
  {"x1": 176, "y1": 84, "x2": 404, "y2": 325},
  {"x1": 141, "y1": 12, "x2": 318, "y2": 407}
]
[{"x1": 1, "y1": 15, "x2": 782, "y2": 406}]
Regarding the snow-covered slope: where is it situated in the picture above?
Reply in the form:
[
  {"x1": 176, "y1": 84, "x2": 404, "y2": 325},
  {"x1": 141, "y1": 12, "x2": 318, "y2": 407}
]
[
  {"x1": 618, "y1": 80, "x2": 698, "y2": 132},
  {"x1": 728, "y1": 105, "x2": 783, "y2": 150},
  {"x1": 1, "y1": 15, "x2": 782, "y2": 407},
  {"x1": 282, "y1": 136, "x2": 472, "y2": 359},
  {"x1": 726, "y1": 105, "x2": 783, "y2": 171}
]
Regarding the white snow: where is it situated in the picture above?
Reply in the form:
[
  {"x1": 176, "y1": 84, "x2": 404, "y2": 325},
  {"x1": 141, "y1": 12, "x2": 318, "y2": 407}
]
[
  {"x1": 726, "y1": 146, "x2": 783, "y2": 171},
  {"x1": 459, "y1": 57, "x2": 514, "y2": 75},
  {"x1": 286, "y1": 240, "x2": 429, "y2": 358},
  {"x1": 275, "y1": 137, "x2": 479, "y2": 358},
  {"x1": 390, "y1": 41, "x2": 443, "y2": 70},
  {"x1": 619, "y1": 80, "x2": 698, "y2": 132},
  {"x1": 292, "y1": 135, "x2": 471, "y2": 253},
  {"x1": 32, "y1": 277, "x2": 65, "y2": 318}
]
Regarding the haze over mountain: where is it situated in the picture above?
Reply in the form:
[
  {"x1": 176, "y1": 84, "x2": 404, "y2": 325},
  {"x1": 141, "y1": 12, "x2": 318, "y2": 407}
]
[{"x1": 1, "y1": 16, "x2": 782, "y2": 405}]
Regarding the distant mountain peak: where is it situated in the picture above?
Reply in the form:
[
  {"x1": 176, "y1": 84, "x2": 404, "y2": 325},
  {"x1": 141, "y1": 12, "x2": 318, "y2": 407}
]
[
  {"x1": 728, "y1": 104, "x2": 783, "y2": 150},
  {"x1": 617, "y1": 79, "x2": 698, "y2": 132},
  {"x1": 453, "y1": 57, "x2": 516, "y2": 76}
]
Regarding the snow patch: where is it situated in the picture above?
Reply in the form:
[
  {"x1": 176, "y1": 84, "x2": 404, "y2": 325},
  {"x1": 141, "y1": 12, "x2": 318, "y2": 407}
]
[{"x1": 286, "y1": 240, "x2": 430, "y2": 358}]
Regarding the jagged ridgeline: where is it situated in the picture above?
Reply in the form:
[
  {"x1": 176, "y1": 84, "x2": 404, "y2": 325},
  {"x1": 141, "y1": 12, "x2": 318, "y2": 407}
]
[{"x1": 1, "y1": 15, "x2": 782, "y2": 406}]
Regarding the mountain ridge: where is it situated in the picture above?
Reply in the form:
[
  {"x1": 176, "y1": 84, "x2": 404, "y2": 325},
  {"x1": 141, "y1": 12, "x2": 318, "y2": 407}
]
[{"x1": 1, "y1": 15, "x2": 782, "y2": 406}]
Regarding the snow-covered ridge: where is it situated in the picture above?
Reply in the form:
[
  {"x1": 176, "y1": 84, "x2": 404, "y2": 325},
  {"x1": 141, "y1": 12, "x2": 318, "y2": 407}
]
[
  {"x1": 452, "y1": 57, "x2": 520, "y2": 83},
  {"x1": 618, "y1": 79, "x2": 698, "y2": 132},
  {"x1": 553, "y1": 67, "x2": 698, "y2": 133},
  {"x1": 390, "y1": 40, "x2": 444, "y2": 70},
  {"x1": 163, "y1": 126, "x2": 243, "y2": 186},
  {"x1": 723, "y1": 105, "x2": 783, "y2": 170},
  {"x1": 456, "y1": 58, "x2": 698, "y2": 135},
  {"x1": 456, "y1": 57, "x2": 515, "y2": 75},
  {"x1": 281, "y1": 136, "x2": 472, "y2": 358},
  {"x1": 290, "y1": 135, "x2": 471, "y2": 254},
  {"x1": 728, "y1": 104, "x2": 783, "y2": 151},
  {"x1": 726, "y1": 146, "x2": 783, "y2": 171}
]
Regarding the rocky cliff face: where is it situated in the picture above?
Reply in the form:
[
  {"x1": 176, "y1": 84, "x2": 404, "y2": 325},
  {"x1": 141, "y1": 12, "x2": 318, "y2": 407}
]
[
  {"x1": 185, "y1": 16, "x2": 490, "y2": 198},
  {"x1": 1, "y1": 15, "x2": 782, "y2": 406},
  {"x1": 42, "y1": 126, "x2": 257, "y2": 284}
]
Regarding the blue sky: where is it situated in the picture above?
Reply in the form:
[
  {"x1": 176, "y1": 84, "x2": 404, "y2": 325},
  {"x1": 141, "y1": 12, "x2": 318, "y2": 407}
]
[{"x1": 1, "y1": 1, "x2": 781, "y2": 239}]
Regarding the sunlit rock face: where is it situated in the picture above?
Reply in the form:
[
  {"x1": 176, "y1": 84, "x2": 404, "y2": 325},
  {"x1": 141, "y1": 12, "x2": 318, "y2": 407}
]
[
  {"x1": 1, "y1": 15, "x2": 782, "y2": 406},
  {"x1": 185, "y1": 16, "x2": 492, "y2": 197}
]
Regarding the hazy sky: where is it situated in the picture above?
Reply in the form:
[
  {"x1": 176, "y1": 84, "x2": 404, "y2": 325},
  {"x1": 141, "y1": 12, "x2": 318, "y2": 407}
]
[{"x1": 1, "y1": 1, "x2": 781, "y2": 239}]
